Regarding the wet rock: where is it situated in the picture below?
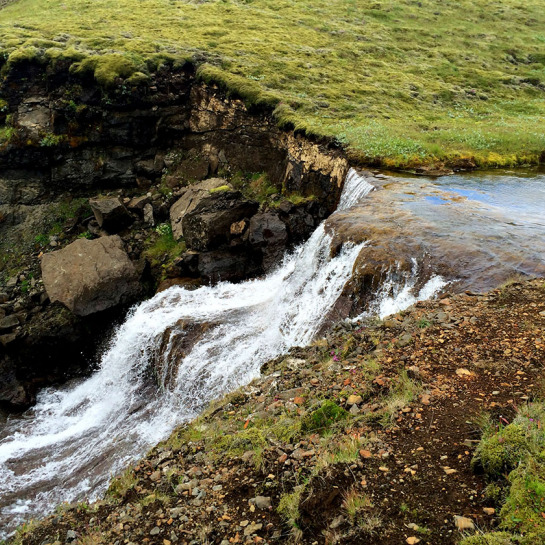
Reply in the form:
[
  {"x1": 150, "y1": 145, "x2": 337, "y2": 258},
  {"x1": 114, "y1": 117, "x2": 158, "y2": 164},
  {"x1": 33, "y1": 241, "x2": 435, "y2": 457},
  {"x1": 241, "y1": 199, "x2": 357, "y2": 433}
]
[
  {"x1": 0, "y1": 293, "x2": 8, "y2": 303},
  {"x1": 166, "y1": 251, "x2": 200, "y2": 279},
  {"x1": 170, "y1": 178, "x2": 232, "y2": 240},
  {"x1": 248, "y1": 212, "x2": 288, "y2": 270},
  {"x1": 89, "y1": 197, "x2": 133, "y2": 233},
  {"x1": 197, "y1": 249, "x2": 261, "y2": 283},
  {"x1": 41, "y1": 235, "x2": 141, "y2": 316}
]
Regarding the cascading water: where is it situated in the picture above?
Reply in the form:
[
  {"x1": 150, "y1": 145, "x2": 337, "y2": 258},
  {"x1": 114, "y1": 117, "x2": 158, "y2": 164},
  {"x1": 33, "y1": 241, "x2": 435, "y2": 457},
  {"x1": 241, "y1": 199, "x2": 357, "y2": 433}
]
[
  {"x1": 0, "y1": 169, "x2": 401, "y2": 535},
  {"x1": 363, "y1": 259, "x2": 448, "y2": 319}
]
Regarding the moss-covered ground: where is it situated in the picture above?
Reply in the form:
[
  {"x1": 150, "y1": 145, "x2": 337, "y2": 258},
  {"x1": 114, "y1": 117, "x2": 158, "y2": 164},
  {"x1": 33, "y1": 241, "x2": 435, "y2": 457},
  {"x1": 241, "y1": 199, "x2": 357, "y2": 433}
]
[{"x1": 0, "y1": 0, "x2": 544, "y2": 168}]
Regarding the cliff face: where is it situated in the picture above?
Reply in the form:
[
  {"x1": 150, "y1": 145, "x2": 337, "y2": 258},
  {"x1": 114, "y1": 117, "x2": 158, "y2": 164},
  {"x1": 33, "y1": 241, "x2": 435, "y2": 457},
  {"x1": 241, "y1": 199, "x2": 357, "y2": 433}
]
[
  {"x1": 0, "y1": 62, "x2": 350, "y2": 410},
  {"x1": 0, "y1": 63, "x2": 348, "y2": 225}
]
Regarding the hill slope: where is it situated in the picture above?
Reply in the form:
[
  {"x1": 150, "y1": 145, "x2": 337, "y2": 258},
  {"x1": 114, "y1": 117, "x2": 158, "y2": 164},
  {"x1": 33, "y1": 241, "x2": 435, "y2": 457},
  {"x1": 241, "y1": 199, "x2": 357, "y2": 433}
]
[
  {"x1": 0, "y1": 0, "x2": 545, "y2": 168},
  {"x1": 11, "y1": 279, "x2": 545, "y2": 545}
]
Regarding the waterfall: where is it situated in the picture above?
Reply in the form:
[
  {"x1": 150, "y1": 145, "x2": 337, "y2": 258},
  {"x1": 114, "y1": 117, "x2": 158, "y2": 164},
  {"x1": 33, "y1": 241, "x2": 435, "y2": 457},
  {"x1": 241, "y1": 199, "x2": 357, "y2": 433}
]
[{"x1": 0, "y1": 169, "x2": 379, "y2": 534}]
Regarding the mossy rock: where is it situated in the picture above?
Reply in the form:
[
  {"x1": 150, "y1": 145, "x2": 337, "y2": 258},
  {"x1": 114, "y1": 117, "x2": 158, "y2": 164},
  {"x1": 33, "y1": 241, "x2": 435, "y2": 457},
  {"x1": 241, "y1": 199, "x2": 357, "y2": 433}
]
[
  {"x1": 71, "y1": 54, "x2": 139, "y2": 88},
  {"x1": 472, "y1": 424, "x2": 528, "y2": 477},
  {"x1": 301, "y1": 400, "x2": 348, "y2": 434},
  {"x1": 209, "y1": 185, "x2": 232, "y2": 194},
  {"x1": 499, "y1": 462, "x2": 545, "y2": 541},
  {"x1": 459, "y1": 532, "x2": 514, "y2": 545}
]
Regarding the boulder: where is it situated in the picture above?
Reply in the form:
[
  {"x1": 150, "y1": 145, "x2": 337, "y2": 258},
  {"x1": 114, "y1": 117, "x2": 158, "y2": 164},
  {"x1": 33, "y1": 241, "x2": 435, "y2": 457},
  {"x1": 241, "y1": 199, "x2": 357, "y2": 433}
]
[
  {"x1": 127, "y1": 195, "x2": 151, "y2": 212},
  {"x1": 182, "y1": 190, "x2": 259, "y2": 251},
  {"x1": 0, "y1": 315, "x2": 19, "y2": 331},
  {"x1": 248, "y1": 212, "x2": 288, "y2": 270},
  {"x1": 41, "y1": 235, "x2": 140, "y2": 316},
  {"x1": 89, "y1": 196, "x2": 133, "y2": 233},
  {"x1": 170, "y1": 178, "x2": 233, "y2": 240}
]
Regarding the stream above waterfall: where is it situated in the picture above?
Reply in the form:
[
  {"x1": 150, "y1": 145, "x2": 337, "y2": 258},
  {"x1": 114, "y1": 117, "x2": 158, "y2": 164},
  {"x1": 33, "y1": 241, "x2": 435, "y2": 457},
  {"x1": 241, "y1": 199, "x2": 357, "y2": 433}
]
[{"x1": 1, "y1": 169, "x2": 545, "y2": 536}]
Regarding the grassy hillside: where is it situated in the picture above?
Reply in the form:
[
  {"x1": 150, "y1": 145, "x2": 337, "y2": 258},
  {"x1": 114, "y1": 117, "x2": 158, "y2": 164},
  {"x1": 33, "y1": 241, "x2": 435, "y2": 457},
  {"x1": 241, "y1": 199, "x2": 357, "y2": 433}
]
[{"x1": 0, "y1": 0, "x2": 544, "y2": 168}]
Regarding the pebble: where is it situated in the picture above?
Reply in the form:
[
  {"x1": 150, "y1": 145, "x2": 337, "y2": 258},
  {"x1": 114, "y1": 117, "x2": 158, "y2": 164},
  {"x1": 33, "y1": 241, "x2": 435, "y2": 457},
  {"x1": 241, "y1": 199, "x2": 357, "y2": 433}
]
[
  {"x1": 454, "y1": 515, "x2": 475, "y2": 531},
  {"x1": 250, "y1": 496, "x2": 272, "y2": 510}
]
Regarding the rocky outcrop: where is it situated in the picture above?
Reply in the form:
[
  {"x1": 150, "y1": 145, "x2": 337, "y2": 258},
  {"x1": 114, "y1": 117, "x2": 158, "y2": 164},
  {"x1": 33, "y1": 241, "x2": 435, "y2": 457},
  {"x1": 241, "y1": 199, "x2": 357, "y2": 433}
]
[
  {"x1": 170, "y1": 178, "x2": 232, "y2": 240},
  {"x1": 89, "y1": 197, "x2": 133, "y2": 233},
  {"x1": 41, "y1": 236, "x2": 141, "y2": 316},
  {"x1": 182, "y1": 190, "x2": 259, "y2": 251},
  {"x1": 0, "y1": 63, "x2": 350, "y2": 411}
]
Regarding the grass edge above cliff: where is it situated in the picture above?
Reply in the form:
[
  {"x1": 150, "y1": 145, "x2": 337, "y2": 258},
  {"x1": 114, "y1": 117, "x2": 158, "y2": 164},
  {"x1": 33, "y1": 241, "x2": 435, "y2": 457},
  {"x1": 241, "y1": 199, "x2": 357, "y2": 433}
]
[{"x1": 1, "y1": 0, "x2": 545, "y2": 170}]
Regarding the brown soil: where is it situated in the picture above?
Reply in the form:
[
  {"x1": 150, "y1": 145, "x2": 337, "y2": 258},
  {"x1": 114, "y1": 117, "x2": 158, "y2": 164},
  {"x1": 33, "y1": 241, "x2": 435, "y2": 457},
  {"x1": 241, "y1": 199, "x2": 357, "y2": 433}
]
[{"x1": 13, "y1": 278, "x2": 545, "y2": 545}]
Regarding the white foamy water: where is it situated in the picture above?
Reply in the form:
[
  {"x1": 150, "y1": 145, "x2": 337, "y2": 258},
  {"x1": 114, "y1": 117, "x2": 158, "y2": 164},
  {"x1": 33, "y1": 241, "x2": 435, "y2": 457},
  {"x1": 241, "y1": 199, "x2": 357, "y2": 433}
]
[
  {"x1": 0, "y1": 169, "x2": 401, "y2": 535},
  {"x1": 373, "y1": 264, "x2": 447, "y2": 319}
]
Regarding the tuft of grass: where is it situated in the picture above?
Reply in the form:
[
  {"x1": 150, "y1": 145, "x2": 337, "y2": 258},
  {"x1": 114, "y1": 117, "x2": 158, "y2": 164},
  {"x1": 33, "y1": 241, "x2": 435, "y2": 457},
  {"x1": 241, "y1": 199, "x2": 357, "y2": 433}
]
[
  {"x1": 343, "y1": 488, "x2": 373, "y2": 522},
  {"x1": 278, "y1": 485, "x2": 304, "y2": 527},
  {"x1": 230, "y1": 172, "x2": 279, "y2": 204},
  {"x1": 459, "y1": 532, "x2": 515, "y2": 545},
  {"x1": 379, "y1": 370, "x2": 422, "y2": 426},
  {"x1": 106, "y1": 467, "x2": 138, "y2": 501}
]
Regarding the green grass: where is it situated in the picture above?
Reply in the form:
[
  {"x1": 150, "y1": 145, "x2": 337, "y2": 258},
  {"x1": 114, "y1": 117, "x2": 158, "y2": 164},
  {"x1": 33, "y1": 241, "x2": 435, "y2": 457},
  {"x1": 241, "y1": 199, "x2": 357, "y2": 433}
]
[
  {"x1": 467, "y1": 403, "x2": 545, "y2": 545},
  {"x1": 0, "y1": 0, "x2": 544, "y2": 167},
  {"x1": 142, "y1": 222, "x2": 186, "y2": 274}
]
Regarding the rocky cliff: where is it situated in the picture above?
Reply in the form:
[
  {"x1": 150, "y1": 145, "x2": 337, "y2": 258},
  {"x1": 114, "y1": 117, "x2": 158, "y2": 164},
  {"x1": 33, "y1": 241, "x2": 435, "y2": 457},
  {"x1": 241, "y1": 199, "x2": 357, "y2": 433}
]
[{"x1": 0, "y1": 62, "x2": 349, "y2": 410}]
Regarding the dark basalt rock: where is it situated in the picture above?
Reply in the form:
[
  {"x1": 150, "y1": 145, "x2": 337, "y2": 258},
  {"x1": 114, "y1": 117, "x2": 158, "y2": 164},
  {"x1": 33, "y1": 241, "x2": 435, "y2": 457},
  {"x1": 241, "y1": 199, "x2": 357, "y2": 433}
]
[
  {"x1": 89, "y1": 196, "x2": 133, "y2": 233},
  {"x1": 182, "y1": 191, "x2": 259, "y2": 252},
  {"x1": 248, "y1": 212, "x2": 288, "y2": 271}
]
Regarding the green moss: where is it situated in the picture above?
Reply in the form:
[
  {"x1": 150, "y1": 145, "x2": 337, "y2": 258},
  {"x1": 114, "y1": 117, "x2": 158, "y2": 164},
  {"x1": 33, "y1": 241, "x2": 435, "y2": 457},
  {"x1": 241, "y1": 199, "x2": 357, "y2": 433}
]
[
  {"x1": 301, "y1": 400, "x2": 348, "y2": 434},
  {"x1": 468, "y1": 403, "x2": 545, "y2": 545},
  {"x1": 499, "y1": 461, "x2": 545, "y2": 542},
  {"x1": 459, "y1": 533, "x2": 514, "y2": 545},
  {"x1": 71, "y1": 54, "x2": 138, "y2": 87},
  {"x1": 126, "y1": 71, "x2": 150, "y2": 86},
  {"x1": 5, "y1": 45, "x2": 44, "y2": 69},
  {"x1": 209, "y1": 185, "x2": 232, "y2": 194},
  {"x1": 472, "y1": 424, "x2": 528, "y2": 476}
]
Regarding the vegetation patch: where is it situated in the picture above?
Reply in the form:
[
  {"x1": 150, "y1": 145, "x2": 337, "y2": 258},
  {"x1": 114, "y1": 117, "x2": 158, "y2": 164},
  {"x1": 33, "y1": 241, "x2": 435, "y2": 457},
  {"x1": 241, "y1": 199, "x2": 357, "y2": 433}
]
[
  {"x1": 142, "y1": 223, "x2": 186, "y2": 278},
  {"x1": 469, "y1": 403, "x2": 545, "y2": 544},
  {"x1": 0, "y1": 0, "x2": 544, "y2": 167}
]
